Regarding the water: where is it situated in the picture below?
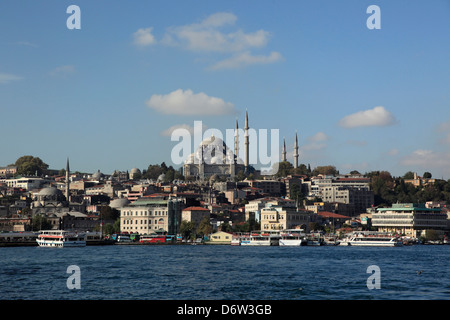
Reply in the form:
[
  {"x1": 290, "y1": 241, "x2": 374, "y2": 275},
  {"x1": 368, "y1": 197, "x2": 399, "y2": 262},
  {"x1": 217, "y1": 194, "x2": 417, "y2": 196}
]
[{"x1": 1, "y1": 245, "x2": 449, "y2": 300}]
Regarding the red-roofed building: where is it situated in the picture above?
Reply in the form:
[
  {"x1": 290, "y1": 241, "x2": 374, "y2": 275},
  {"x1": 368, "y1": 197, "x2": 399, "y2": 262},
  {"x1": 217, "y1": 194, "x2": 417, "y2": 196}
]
[
  {"x1": 182, "y1": 206, "x2": 211, "y2": 229},
  {"x1": 317, "y1": 211, "x2": 349, "y2": 229}
]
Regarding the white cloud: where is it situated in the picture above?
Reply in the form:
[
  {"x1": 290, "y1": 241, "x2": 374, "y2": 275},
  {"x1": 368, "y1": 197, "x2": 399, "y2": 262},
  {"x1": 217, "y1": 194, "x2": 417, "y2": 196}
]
[
  {"x1": 308, "y1": 132, "x2": 329, "y2": 142},
  {"x1": 49, "y1": 65, "x2": 75, "y2": 77},
  {"x1": 161, "y1": 123, "x2": 208, "y2": 137},
  {"x1": 401, "y1": 149, "x2": 450, "y2": 169},
  {"x1": 0, "y1": 73, "x2": 22, "y2": 84},
  {"x1": 146, "y1": 89, "x2": 236, "y2": 116},
  {"x1": 162, "y1": 12, "x2": 271, "y2": 53},
  {"x1": 209, "y1": 51, "x2": 283, "y2": 70},
  {"x1": 133, "y1": 27, "x2": 156, "y2": 46},
  {"x1": 301, "y1": 132, "x2": 329, "y2": 151},
  {"x1": 339, "y1": 106, "x2": 396, "y2": 128}
]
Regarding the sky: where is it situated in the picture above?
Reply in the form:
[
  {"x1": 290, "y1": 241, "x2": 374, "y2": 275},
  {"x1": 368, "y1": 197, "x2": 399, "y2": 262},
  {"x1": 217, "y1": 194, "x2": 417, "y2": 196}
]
[{"x1": 1, "y1": 0, "x2": 449, "y2": 179}]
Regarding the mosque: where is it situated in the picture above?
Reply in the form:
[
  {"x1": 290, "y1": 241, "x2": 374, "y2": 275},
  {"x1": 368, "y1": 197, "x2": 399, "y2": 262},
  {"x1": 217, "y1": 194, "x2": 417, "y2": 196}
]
[{"x1": 182, "y1": 111, "x2": 299, "y2": 181}]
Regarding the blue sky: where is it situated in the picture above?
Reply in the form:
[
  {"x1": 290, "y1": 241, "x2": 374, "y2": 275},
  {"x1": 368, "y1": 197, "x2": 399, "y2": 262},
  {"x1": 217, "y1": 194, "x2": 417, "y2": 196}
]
[{"x1": 1, "y1": 0, "x2": 449, "y2": 179}]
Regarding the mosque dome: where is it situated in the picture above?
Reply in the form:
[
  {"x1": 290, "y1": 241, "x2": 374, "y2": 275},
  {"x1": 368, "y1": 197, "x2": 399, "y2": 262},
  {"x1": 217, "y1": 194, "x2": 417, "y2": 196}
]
[
  {"x1": 110, "y1": 198, "x2": 130, "y2": 209},
  {"x1": 92, "y1": 170, "x2": 104, "y2": 180},
  {"x1": 130, "y1": 168, "x2": 141, "y2": 174},
  {"x1": 38, "y1": 187, "x2": 63, "y2": 197},
  {"x1": 184, "y1": 134, "x2": 243, "y2": 165},
  {"x1": 157, "y1": 173, "x2": 166, "y2": 182}
]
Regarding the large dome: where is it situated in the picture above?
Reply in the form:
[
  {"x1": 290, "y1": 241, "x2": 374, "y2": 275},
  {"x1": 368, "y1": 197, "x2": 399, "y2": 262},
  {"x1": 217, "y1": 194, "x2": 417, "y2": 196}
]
[
  {"x1": 110, "y1": 198, "x2": 130, "y2": 209},
  {"x1": 92, "y1": 170, "x2": 104, "y2": 180},
  {"x1": 184, "y1": 134, "x2": 243, "y2": 165},
  {"x1": 130, "y1": 168, "x2": 141, "y2": 174},
  {"x1": 38, "y1": 187, "x2": 62, "y2": 196}
]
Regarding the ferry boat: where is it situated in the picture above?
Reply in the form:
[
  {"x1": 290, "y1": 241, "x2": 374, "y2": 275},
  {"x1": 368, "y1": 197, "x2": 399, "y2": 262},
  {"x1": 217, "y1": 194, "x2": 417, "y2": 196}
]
[
  {"x1": 279, "y1": 229, "x2": 307, "y2": 246},
  {"x1": 339, "y1": 231, "x2": 403, "y2": 247},
  {"x1": 240, "y1": 232, "x2": 280, "y2": 246},
  {"x1": 323, "y1": 234, "x2": 340, "y2": 246},
  {"x1": 306, "y1": 231, "x2": 325, "y2": 246},
  {"x1": 231, "y1": 234, "x2": 241, "y2": 246},
  {"x1": 36, "y1": 230, "x2": 86, "y2": 247}
]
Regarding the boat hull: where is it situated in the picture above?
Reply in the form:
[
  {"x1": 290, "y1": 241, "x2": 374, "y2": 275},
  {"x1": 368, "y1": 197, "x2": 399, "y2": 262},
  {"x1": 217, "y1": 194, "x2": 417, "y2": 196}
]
[
  {"x1": 279, "y1": 239, "x2": 306, "y2": 246},
  {"x1": 340, "y1": 241, "x2": 402, "y2": 247},
  {"x1": 36, "y1": 239, "x2": 86, "y2": 247}
]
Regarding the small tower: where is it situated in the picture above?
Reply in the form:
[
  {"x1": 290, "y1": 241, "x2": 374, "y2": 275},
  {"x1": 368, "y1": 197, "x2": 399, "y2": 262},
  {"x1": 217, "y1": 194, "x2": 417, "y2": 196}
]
[
  {"x1": 294, "y1": 132, "x2": 299, "y2": 169},
  {"x1": 282, "y1": 138, "x2": 287, "y2": 162},
  {"x1": 244, "y1": 109, "x2": 249, "y2": 172},
  {"x1": 65, "y1": 157, "x2": 70, "y2": 202}
]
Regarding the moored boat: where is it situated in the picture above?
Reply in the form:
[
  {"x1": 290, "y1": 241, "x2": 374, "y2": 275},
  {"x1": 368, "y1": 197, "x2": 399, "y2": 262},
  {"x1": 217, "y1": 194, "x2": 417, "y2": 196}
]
[
  {"x1": 306, "y1": 231, "x2": 324, "y2": 246},
  {"x1": 240, "y1": 232, "x2": 280, "y2": 246},
  {"x1": 279, "y1": 229, "x2": 307, "y2": 246},
  {"x1": 339, "y1": 231, "x2": 403, "y2": 247},
  {"x1": 36, "y1": 230, "x2": 86, "y2": 247}
]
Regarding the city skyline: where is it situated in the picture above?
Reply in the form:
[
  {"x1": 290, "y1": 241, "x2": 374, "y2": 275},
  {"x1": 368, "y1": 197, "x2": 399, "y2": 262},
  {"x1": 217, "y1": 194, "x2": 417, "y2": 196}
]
[{"x1": 1, "y1": 1, "x2": 449, "y2": 178}]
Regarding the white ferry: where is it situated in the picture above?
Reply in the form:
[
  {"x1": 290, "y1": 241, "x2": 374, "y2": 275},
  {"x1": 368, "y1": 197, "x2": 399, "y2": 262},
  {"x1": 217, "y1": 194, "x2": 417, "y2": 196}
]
[
  {"x1": 36, "y1": 230, "x2": 86, "y2": 247},
  {"x1": 240, "y1": 232, "x2": 280, "y2": 246},
  {"x1": 339, "y1": 231, "x2": 403, "y2": 247},
  {"x1": 231, "y1": 234, "x2": 241, "y2": 246},
  {"x1": 279, "y1": 229, "x2": 307, "y2": 246}
]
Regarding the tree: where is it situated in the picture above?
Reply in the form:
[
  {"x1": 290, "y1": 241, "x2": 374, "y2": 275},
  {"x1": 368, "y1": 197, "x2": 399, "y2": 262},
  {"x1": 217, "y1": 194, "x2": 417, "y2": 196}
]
[
  {"x1": 312, "y1": 165, "x2": 339, "y2": 176},
  {"x1": 196, "y1": 216, "x2": 213, "y2": 238},
  {"x1": 403, "y1": 171, "x2": 415, "y2": 179},
  {"x1": 100, "y1": 206, "x2": 120, "y2": 220},
  {"x1": 423, "y1": 172, "x2": 432, "y2": 179},
  {"x1": 15, "y1": 155, "x2": 49, "y2": 176},
  {"x1": 31, "y1": 214, "x2": 52, "y2": 231},
  {"x1": 179, "y1": 220, "x2": 196, "y2": 240},
  {"x1": 275, "y1": 161, "x2": 293, "y2": 177}
]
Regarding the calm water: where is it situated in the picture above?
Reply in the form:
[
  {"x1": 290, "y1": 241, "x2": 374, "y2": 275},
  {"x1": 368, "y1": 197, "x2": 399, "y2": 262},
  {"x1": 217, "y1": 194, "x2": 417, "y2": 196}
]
[{"x1": 0, "y1": 245, "x2": 449, "y2": 300}]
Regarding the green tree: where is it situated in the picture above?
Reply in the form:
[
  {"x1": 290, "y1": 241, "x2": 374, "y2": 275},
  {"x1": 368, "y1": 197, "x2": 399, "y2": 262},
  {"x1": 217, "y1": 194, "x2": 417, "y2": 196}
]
[
  {"x1": 423, "y1": 172, "x2": 432, "y2": 179},
  {"x1": 196, "y1": 216, "x2": 213, "y2": 238},
  {"x1": 15, "y1": 155, "x2": 49, "y2": 176},
  {"x1": 275, "y1": 161, "x2": 293, "y2": 177},
  {"x1": 312, "y1": 165, "x2": 339, "y2": 176},
  {"x1": 403, "y1": 171, "x2": 415, "y2": 179},
  {"x1": 179, "y1": 220, "x2": 196, "y2": 240},
  {"x1": 100, "y1": 206, "x2": 120, "y2": 221},
  {"x1": 31, "y1": 214, "x2": 52, "y2": 231}
]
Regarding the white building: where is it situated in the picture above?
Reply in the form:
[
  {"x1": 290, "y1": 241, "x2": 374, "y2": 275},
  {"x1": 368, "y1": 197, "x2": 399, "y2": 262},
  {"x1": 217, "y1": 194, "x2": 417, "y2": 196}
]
[
  {"x1": 2, "y1": 177, "x2": 45, "y2": 190},
  {"x1": 119, "y1": 198, "x2": 183, "y2": 235}
]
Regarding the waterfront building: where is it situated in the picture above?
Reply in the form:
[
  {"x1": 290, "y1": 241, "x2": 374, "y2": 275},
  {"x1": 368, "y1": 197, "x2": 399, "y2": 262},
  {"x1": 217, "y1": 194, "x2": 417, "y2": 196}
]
[
  {"x1": 260, "y1": 204, "x2": 312, "y2": 231},
  {"x1": 182, "y1": 206, "x2": 211, "y2": 230},
  {"x1": 245, "y1": 197, "x2": 296, "y2": 222},
  {"x1": 372, "y1": 203, "x2": 448, "y2": 238},
  {"x1": 208, "y1": 231, "x2": 233, "y2": 244},
  {"x1": 119, "y1": 198, "x2": 183, "y2": 235}
]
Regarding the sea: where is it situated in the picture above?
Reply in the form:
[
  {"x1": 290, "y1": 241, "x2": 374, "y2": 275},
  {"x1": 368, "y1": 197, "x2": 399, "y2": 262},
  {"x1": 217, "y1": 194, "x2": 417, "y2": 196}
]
[{"x1": 1, "y1": 244, "x2": 449, "y2": 301}]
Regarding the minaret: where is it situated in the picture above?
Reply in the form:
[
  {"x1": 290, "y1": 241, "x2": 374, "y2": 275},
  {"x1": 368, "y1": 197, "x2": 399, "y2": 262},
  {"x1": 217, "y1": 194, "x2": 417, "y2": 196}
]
[
  {"x1": 294, "y1": 132, "x2": 299, "y2": 169},
  {"x1": 234, "y1": 118, "x2": 239, "y2": 160},
  {"x1": 244, "y1": 110, "x2": 249, "y2": 172},
  {"x1": 282, "y1": 138, "x2": 287, "y2": 162},
  {"x1": 65, "y1": 158, "x2": 70, "y2": 202}
]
